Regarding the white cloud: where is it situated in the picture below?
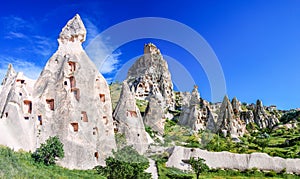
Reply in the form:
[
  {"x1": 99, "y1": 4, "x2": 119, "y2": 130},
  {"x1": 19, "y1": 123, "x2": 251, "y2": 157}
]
[
  {"x1": 84, "y1": 18, "x2": 121, "y2": 75},
  {"x1": 0, "y1": 56, "x2": 42, "y2": 80},
  {"x1": 4, "y1": 32, "x2": 27, "y2": 39}
]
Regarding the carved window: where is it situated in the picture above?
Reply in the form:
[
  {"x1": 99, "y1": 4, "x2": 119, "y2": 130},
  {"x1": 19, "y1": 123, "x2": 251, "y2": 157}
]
[
  {"x1": 71, "y1": 122, "x2": 78, "y2": 132},
  {"x1": 68, "y1": 61, "x2": 76, "y2": 73},
  {"x1": 38, "y1": 115, "x2": 42, "y2": 125},
  {"x1": 24, "y1": 116, "x2": 29, "y2": 120},
  {"x1": 99, "y1": 94, "x2": 105, "y2": 102},
  {"x1": 46, "y1": 99, "x2": 54, "y2": 111},
  {"x1": 127, "y1": 110, "x2": 137, "y2": 118},
  {"x1": 81, "y1": 111, "x2": 88, "y2": 122},
  {"x1": 23, "y1": 100, "x2": 32, "y2": 114},
  {"x1": 5, "y1": 112, "x2": 8, "y2": 118},
  {"x1": 93, "y1": 127, "x2": 98, "y2": 135},
  {"x1": 94, "y1": 152, "x2": 99, "y2": 160}
]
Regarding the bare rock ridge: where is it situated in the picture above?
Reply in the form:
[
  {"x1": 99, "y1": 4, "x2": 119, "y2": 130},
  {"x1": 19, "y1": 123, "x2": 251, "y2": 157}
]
[
  {"x1": 113, "y1": 81, "x2": 149, "y2": 154},
  {"x1": 0, "y1": 14, "x2": 116, "y2": 170},
  {"x1": 127, "y1": 43, "x2": 175, "y2": 110},
  {"x1": 254, "y1": 99, "x2": 279, "y2": 128}
]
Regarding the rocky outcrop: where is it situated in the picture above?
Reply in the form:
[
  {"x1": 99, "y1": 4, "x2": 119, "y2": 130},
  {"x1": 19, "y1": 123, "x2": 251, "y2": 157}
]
[
  {"x1": 113, "y1": 81, "x2": 149, "y2": 154},
  {"x1": 254, "y1": 100, "x2": 279, "y2": 128},
  {"x1": 231, "y1": 97, "x2": 241, "y2": 116},
  {"x1": 166, "y1": 146, "x2": 300, "y2": 174},
  {"x1": 127, "y1": 43, "x2": 175, "y2": 110},
  {"x1": 216, "y1": 96, "x2": 245, "y2": 137},
  {"x1": 179, "y1": 86, "x2": 215, "y2": 131},
  {"x1": 0, "y1": 65, "x2": 36, "y2": 151},
  {"x1": 143, "y1": 95, "x2": 165, "y2": 135},
  {"x1": 32, "y1": 14, "x2": 116, "y2": 169},
  {"x1": 240, "y1": 110, "x2": 255, "y2": 124}
]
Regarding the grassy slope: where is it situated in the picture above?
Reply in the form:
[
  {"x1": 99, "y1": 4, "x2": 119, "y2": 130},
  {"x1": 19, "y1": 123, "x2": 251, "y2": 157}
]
[{"x1": 0, "y1": 146, "x2": 104, "y2": 179}]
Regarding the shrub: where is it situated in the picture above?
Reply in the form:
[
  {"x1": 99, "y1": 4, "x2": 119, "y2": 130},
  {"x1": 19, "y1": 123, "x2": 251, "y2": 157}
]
[{"x1": 31, "y1": 136, "x2": 64, "y2": 166}]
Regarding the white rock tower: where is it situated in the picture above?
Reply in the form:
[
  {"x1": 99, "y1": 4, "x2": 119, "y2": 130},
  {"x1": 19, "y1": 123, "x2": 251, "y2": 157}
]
[{"x1": 33, "y1": 14, "x2": 116, "y2": 169}]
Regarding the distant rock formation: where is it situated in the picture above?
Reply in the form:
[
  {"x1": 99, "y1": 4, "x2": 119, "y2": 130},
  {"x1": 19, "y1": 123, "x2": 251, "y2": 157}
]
[
  {"x1": 166, "y1": 146, "x2": 300, "y2": 174},
  {"x1": 0, "y1": 64, "x2": 36, "y2": 151},
  {"x1": 216, "y1": 96, "x2": 245, "y2": 137},
  {"x1": 127, "y1": 43, "x2": 175, "y2": 110},
  {"x1": 113, "y1": 81, "x2": 149, "y2": 154},
  {"x1": 254, "y1": 100, "x2": 279, "y2": 128}
]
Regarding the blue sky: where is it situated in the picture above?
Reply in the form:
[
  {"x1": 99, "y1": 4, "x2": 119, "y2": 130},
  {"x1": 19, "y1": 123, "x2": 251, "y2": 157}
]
[{"x1": 0, "y1": 0, "x2": 300, "y2": 109}]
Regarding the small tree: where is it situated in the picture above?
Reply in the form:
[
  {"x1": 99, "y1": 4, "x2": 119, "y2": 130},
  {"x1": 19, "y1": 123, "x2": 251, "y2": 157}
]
[
  {"x1": 95, "y1": 146, "x2": 151, "y2": 179},
  {"x1": 32, "y1": 136, "x2": 64, "y2": 166},
  {"x1": 189, "y1": 157, "x2": 209, "y2": 179}
]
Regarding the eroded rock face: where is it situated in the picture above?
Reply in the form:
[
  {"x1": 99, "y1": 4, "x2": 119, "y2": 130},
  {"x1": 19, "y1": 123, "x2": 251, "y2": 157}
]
[
  {"x1": 216, "y1": 96, "x2": 245, "y2": 137},
  {"x1": 143, "y1": 95, "x2": 165, "y2": 135},
  {"x1": 231, "y1": 97, "x2": 241, "y2": 116},
  {"x1": 0, "y1": 65, "x2": 36, "y2": 151},
  {"x1": 127, "y1": 43, "x2": 175, "y2": 110},
  {"x1": 113, "y1": 81, "x2": 149, "y2": 154},
  {"x1": 33, "y1": 14, "x2": 116, "y2": 169},
  {"x1": 254, "y1": 100, "x2": 279, "y2": 128}
]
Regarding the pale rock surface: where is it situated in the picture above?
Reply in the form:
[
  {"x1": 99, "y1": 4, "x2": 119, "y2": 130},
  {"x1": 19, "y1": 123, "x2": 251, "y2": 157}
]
[
  {"x1": 33, "y1": 14, "x2": 116, "y2": 169},
  {"x1": 216, "y1": 96, "x2": 245, "y2": 137},
  {"x1": 127, "y1": 43, "x2": 175, "y2": 110},
  {"x1": 254, "y1": 100, "x2": 279, "y2": 128},
  {"x1": 0, "y1": 64, "x2": 36, "y2": 151},
  {"x1": 231, "y1": 97, "x2": 241, "y2": 115},
  {"x1": 146, "y1": 158, "x2": 158, "y2": 179},
  {"x1": 113, "y1": 81, "x2": 149, "y2": 154},
  {"x1": 240, "y1": 110, "x2": 255, "y2": 124},
  {"x1": 166, "y1": 146, "x2": 300, "y2": 174},
  {"x1": 143, "y1": 95, "x2": 165, "y2": 135}
]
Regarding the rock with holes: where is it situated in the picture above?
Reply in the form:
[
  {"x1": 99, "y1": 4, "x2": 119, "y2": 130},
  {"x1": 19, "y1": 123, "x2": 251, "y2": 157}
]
[
  {"x1": 113, "y1": 81, "x2": 149, "y2": 154},
  {"x1": 32, "y1": 14, "x2": 116, "y2": 169},
  {"x1": 0, "y1": 64, "x2": 36, "y2": 151},
  {"x1": 127, "y1": 43, "x2": 175, "y2": 111}
]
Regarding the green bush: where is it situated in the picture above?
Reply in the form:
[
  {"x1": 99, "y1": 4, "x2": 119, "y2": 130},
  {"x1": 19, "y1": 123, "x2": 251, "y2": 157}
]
[
  {"x1": 95, "y1": 146, "x2": 151, "y2": 179},
  {"x1": 31, "y1": 136, "x2": 64, "y2": 166}
]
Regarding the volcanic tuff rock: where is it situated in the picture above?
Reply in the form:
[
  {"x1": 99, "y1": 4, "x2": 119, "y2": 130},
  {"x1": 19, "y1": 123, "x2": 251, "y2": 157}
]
[
  {"x1": 216, "y1": 96, "x2": 246, "y2": 137},
  {"x1": 0, "y1": 14, "x2": 116, "y2": 169},
  {"x1": 0, "y1": 65, "x2": 36, "y2": 151},
  {"x1": 143, "y1": 95, "x2": 165, "y2": 135},
  {"x1": 254, "y1": 100, "x2": 279, "y2": 128},
  {"x1": 127, "y1": 43, "x2": 175, "y2": 110},
  {"x1": 113, "y1": 81, "x2": 149, "y2": 154},
  {"x1": 32, "y1": 14, "x2": 116, "y2": 169}
]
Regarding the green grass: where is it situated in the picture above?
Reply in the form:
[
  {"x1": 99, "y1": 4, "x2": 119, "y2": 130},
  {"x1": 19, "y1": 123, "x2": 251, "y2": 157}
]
[
  {"x1": 136, "y1": 99, "x2": 149, "y2": 113},
  {"x1": 0, "y1": 145, "x2": 104, "y2": 178}
]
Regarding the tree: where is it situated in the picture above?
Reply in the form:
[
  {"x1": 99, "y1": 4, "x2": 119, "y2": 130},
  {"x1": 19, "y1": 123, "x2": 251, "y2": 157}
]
[
  {"x1": 188, "y1": 157, "x2": 209, "y2": 179},
  {"x1": 95, "y1": 146, "x2": 151, "y2": 179},
  {"x1": 32, "y1": 136, "x2": 64, "y2": 166}
]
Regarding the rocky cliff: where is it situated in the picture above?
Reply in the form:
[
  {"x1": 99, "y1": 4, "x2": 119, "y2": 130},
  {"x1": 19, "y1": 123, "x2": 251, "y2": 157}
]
[{"x1": 113, "y1": 81, "x2": 149, "y2": 154}]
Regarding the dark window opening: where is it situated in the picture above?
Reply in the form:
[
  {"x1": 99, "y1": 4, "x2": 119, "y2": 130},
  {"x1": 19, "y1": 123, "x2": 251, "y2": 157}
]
[
  {"x1": 93, "y1": 127, "x2": 98, "y2": 135},
  {"x1": 81, "y1": 111, "x2": 88, "y2": 122},
  {"x1": 94, "y1": 152, "x2": 99, "y2": 160},
  {"x1": 46, "y1": 99, "x2": 54, "y2": 111},
  {"x1": 19, "y1": 93, "x2": 22, "y2": 96},
  {"x1": 16, "y1": 79, "x2": 25, "y2": 84},
  {"x1": 64, "y1": 81, "x2": 68, "y2": 86},
  {"x1": 38, "y1": 115, "x2": 42, "y2": 125},
  {"x1": 71, "y1": 88, "x2": 80, "y2": 101},
  {"x1": 71, "y1": 122, "x2": 78, "y2": 132},
  {"x1": 24, "y1": 116, "x2": 29, "y2": 120},
  {"x1": 5, "y1": 112, "x2": 8, "y2": 118},
  {"x1": 99, "y1": 94, "x2": 105, "y2": 102},
  {"x1": 23, "y1": 100, "x2": 32, "y2": 114},
  {"x1": 68, "y1": 61, "x2": 76, "y2": 73},
  {"x1": 137, "y1": 134, "x2": 140, "y2": 137}
]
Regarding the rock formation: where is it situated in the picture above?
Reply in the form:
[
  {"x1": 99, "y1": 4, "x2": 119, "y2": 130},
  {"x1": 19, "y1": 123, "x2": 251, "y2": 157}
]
[
  {"x1": 166, "y1": 146, "x2": 300, "y2": 174},
  {"x1": 231, "y1": 97, "x2": 241, "y2": 116},
  {"x1": 113, "y1": 81, "x2": 149, "y2": 154},
  {"x1": 0, "y1": 64, "x2": 36, "y2": 151},
  {"x1": 240, "y1": 110, "x2": 255, "y2": 124},
  {"x1": 127, "y1": 43, "x2": 175, "y2": 110},
  {"x1": 143, "y1": 95, "x2": 165, "y2": 135},
  {"x1": 32, "y1": 14, "x2": 116, "y2": 169},
  {"x1": 254, "y1": 100, "x2": 279, "y2": 128},
  {"x1": 216, "y1": 96, "x2": 245, "y2": 137}
]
